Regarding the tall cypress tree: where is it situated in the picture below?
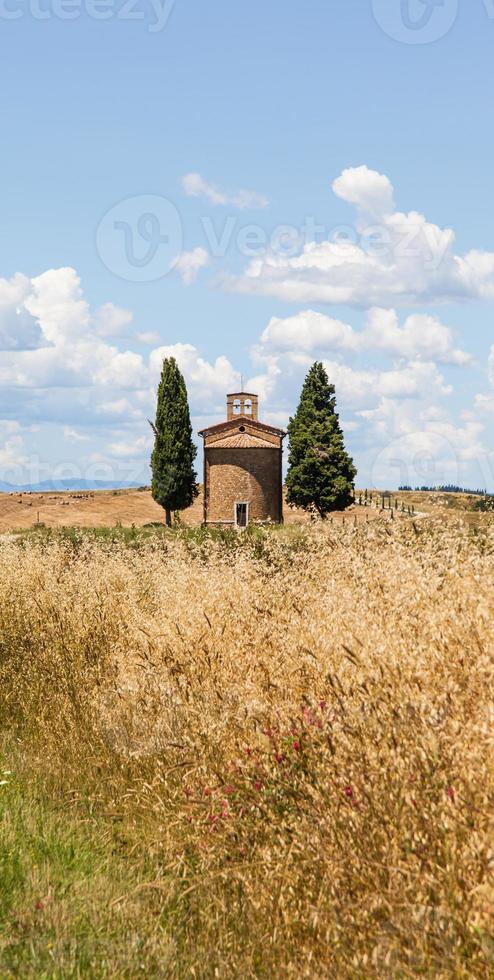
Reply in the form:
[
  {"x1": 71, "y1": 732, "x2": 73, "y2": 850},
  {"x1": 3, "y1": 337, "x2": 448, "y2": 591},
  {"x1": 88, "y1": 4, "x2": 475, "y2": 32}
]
[
  {"x1": 286, "y1": 362, "x2": 356, "y2": 518},
  {"x1": 150, "y1": 357, "x2": 198, "y2": 526}
]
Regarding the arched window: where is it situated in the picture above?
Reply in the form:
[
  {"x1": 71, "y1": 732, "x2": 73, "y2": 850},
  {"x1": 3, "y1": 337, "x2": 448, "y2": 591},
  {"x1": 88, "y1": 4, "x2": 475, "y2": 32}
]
[
  {"x1": 233, "y1": 398, "x2": 241, "y2": 415},
  {"x1": 244, "y1": 399, "x2": 253, "y2": 415}
]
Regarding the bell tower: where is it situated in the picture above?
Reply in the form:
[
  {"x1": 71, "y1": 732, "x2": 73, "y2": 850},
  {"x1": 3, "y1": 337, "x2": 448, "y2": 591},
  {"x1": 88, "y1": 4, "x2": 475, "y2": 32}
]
[{"x1": 226, "y1": 392, "x2": 259, "y2": 422}]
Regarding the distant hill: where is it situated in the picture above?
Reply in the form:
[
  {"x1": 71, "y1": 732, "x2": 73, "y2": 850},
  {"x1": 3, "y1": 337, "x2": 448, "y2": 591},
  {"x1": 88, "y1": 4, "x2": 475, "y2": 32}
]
[{"x1": 0, "y1": 479, "x2": 146, "y2": 493}]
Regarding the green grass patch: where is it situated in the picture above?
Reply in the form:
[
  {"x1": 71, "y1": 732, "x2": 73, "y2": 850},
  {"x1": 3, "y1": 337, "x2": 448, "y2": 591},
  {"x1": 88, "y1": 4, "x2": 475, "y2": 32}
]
[{"x1": 0, "y1": 759, "x2": 174, "y2": 979}]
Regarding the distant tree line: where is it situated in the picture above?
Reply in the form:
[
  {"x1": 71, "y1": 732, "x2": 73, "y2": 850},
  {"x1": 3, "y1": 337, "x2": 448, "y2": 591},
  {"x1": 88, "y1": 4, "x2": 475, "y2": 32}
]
[{"x1": 398, "y1": 485, "x2": 489, "y2": 495}]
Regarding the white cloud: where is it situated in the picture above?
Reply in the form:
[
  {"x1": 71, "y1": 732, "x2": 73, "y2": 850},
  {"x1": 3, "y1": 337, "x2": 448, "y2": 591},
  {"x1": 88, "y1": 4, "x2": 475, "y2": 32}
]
[
  {"x1": 25, "y1": 267, "x2": 90, "y2": 344},
  {"x1": 1, "y1": 263, "x2": 492, "y2": 491},
  {"x1": 323, "y1": 359, "x2": 451, "y2": 407},
  {"x1": 181, "y1": 172, "x2": 269, "y2": 210},
  {"x1": 0, "y1": 273, "x2": 43, "y2": 351},
  {"x1": 137, "y1": 331, "x2": 161, "y2": 346},
  {"x1": 246, "y1": 314, "x2": 483, "y2": 488},
  {"x1": 63, "y1": 426, "x2": 90, "y2": 442},
  {"x1": 94, "y1": 302, "x2": 133, "y2": 338},
  {"x1": 261, "y1": 311, "x2": 358, "y2": 353},
  {"x1": 229, "y1": 165, "x2": 494, "y2": 307},
  {"x1": 96, "y1": 398, "x2": 144, "y2": 420},
  {"x1": 475, "y1": 394, "x2": 494, "y2": 415},
  {"x1": 108, "y1": 435, "x2": 153, "y2": 459},
  {"x1": 174, "y1": 247, "x2": 210, "y2": 285},
  {"x1": 0, "y1": 421, "x2": 29, "y2": 470},
  {"x1": 363, "y1": 309, "x2": 472, "y2": 365},
  {"x1": 149, "y1": 342, "x2": 239, "y2": 400},
  {"x1": 0, "y1": 268, "x2": 242, "y2": 430},
  {"x1": 258, "y1": 307, "x2": 471, "y2": 365},
  {"x1": 332, "y1": 164, "x2": 395, "y2": 219},
  {"x1": 94, "y1": 349, "x2": 147, "y2": 389}
]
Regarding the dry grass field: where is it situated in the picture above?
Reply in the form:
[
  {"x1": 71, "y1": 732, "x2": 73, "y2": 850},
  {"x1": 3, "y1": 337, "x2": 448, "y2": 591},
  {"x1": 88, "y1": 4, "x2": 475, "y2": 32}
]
[
  {"x1": 0, "y1": 486, "x2": 482, "y2": 532},
  {"x1": 0, "y1": 487, "x2": 185, "y2": 532},
  {"x1": 1, "y1": 514, "x2": 494, "y2": 977}
]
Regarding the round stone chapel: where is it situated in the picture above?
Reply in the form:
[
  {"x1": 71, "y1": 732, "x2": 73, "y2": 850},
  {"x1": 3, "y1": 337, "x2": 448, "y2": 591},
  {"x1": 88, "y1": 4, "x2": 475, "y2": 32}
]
[{"x1": 198, "y1": 392, "x2": 286, "y2": 526}]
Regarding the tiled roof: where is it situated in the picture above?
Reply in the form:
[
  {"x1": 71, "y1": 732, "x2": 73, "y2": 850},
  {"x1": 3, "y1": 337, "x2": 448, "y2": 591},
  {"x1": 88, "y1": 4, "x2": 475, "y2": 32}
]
[{"x1": 209, "y1": 432, "x2": 277, "y2": 449}]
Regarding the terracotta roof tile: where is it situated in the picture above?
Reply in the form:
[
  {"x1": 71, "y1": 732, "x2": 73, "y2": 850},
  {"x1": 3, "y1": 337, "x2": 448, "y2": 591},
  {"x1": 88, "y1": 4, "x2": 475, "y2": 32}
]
[{"x1": 209, "y1": 432, "x2": 277, "y2": 449}]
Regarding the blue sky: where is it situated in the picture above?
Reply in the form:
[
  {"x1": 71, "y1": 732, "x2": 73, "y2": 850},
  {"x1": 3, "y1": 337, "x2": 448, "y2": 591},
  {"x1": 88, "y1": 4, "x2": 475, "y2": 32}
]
[{"x1": 1, "y1": 0, "x2": 494, "y2": 489}]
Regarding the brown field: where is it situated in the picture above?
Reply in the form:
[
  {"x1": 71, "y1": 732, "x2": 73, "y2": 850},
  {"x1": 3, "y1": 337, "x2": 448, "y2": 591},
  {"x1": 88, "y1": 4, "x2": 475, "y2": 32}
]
[
  {"x1": 1, "y1": 514, "x2": 494, "y2": 976},
  {"x1": 0, "y1": 486, "x2": 482, "y2": 532},
  {"x1": 0, "y1": 486, "x2": 363, "y2": 531},
  {"x1": 0, "y1": 487, "x2": 182, "y2": 531}
]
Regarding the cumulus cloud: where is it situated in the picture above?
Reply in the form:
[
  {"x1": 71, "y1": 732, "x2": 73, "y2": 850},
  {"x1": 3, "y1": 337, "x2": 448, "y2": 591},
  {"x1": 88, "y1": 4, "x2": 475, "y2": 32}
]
[
  {"x1": 25, "y1": 268, "x2": 91, "y2": 344},
  {"x1": 0, "y1": 421, "x2": 29, "y2": 469},
  {"x1": 0, "y1": 273, "x2": 44, "y2": 351},
  {"x1": 260, "y1": 311, "x2": 358, "y2": 353},
  {"x1": 356, "y1": 394, "x2": 490, "y2": 489},
  {"x1": 362, "y1": 309, "x2": 471, "y2": 365},
  {"x1": 181, "y1": 172, "x2": 269, "y2": 210},
  {"x1": 228, "y1": 165, "x2": 494, "y2": 307},
  {"x1": 149, "y1": 342, "x2": 238, "y2": 400},
  {"x1": 259, "y1": 307, "x2": 471, "y2": 365},
  {"x1": 0, "y1": 267, "x2": 238, "y2": 419},
  {"x1": 1, "y1": 263, "x2": 492, "y2": 490},
  {"x1": 94, "y1": 302, "x2": 133, "y2": 338},
  {"x1": 174, "y1": 247, "x2": 210, "y2": 285},
  {"x1": 332, "y1": 165, "x2": 395, "y2": 219},
  {"x1": 247, "y1": 309, "x2": 490, "y2": 487},
  {"x1": 322, "y1": 359, "x2": 452, "y2": 407}
]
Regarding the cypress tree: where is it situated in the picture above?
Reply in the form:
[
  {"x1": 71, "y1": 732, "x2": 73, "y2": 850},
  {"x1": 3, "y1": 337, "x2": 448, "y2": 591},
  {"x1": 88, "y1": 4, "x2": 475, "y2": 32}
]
[
  {"x1": 150, "y1": 357, "x2": 198, "y2": 526},
  {"x1": 286, "y1": 362, "x2": 356, "y2": 518}
]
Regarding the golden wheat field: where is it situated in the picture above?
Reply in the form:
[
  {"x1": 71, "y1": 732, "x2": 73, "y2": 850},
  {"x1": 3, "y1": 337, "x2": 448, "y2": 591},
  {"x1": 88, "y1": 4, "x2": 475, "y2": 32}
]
[{"x1": 1, "y1": 516, "x2": 494, "y2": 977}]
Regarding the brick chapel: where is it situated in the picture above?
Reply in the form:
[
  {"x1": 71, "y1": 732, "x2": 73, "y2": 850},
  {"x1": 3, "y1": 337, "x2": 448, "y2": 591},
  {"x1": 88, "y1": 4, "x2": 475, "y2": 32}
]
[{"x1": 198, "y1": 392, "x2": 286, "y2": 526}]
